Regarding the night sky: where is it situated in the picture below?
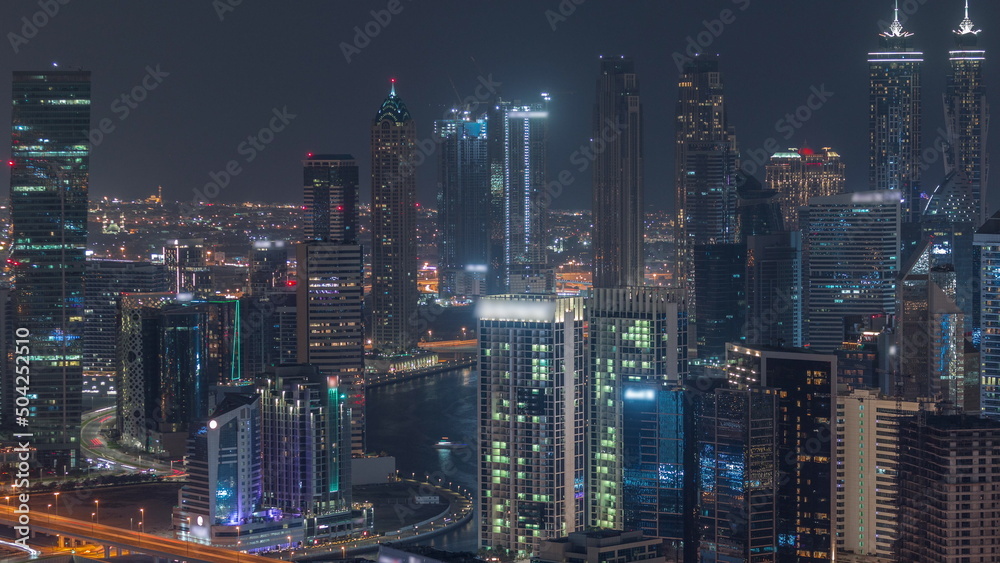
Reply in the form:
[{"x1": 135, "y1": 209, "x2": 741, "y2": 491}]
[{"x1": 2, "y1": 0, "x2": 998, "y2": 213}]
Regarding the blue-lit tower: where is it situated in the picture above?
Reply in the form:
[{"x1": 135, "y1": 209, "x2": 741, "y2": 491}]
[{"x1": 6, "y1": 70, "x2": 91, "y2": 470}]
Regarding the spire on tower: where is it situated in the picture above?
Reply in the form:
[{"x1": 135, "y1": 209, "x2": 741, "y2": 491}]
[
  {"x1": 955, "y1": 0, "x2": 981, "y2": 35},
  {"x1": 390, "y1": 78, "x2": 397, "y2": 97},
  {"x1": 882, "y1": 0, "x2": 914, "y2": 39}
]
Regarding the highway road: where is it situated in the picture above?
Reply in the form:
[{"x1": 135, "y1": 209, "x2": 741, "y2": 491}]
[
  {"x1": 0, "y1": 505, "x2": 273, "y2": 563},
  {"x1": 81, "y1": 407, "x2": 178, "y2": 476}
]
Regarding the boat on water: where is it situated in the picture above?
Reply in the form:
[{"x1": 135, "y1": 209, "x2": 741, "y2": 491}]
[{"x1": 432, "y1": 437, "x2": 466, "y2": 449}]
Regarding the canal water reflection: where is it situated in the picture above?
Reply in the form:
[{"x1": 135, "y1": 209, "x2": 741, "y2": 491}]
[{"x1": 367, "y1": 367, "x2": 479, "y2": 552}]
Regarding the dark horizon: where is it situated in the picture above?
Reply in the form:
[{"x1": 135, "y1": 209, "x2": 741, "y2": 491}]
[{"x1": 1, "y1": 1, "x2": 998, "y2": 214}]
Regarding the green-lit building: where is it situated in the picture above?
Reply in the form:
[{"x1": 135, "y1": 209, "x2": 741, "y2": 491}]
[
  {"x1": 585, "y1": 287, "x2": 690, "y2": 556},
  {"x1": 477, "y1": 295, "x2": 585, "y2": 558}
]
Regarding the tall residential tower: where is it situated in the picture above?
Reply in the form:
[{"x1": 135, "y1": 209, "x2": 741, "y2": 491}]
[
  {"x1": 944, "y1": 0, "x2": 989, "y2": 226},
  {"x1": 478, "y1": 295, "x2": 584, "y2": 557},
  {"x1": 869, "y1": 2, "x2": 924, "y2": 220}
]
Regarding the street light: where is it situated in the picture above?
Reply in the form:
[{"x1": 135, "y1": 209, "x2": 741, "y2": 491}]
[
  {"x1": 94, "y1": 500, "x2": 99, "y2": 525},
  {"x1": 54, "y1": 492, "x2": 59, "y2": 517},
  {"x1": 139, "y1": 508, "x2": 144, "y2": 532}
]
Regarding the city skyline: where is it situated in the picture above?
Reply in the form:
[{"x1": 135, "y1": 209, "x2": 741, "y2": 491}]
[
  {"x1": 0, "y1": 2, "x2": 997, "y2": 214},
  {"x1": 3, "y1": 2, "x2": 1000, "y2": 561}
]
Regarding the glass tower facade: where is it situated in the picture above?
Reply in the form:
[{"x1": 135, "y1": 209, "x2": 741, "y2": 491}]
[
  {"x1": 675, "y1": 55, "x2": 740, "y2": 370},
  {"x1": 83, "y1": 259, "x2": 168, "y2": 391},
  {"x1": 696, "y1": 386, "x2": 779, "y2": 562},
  {"x1": 944, "y1": 4, "x2": 988, "y2": 226},
  {"x1": 303, "y1": 154, "x2": 359, "y2": 244},
  {"x1": 897, "y1": 242, "x2": 966, "y2": 409},
  {"x1": 975, "y1": 211, "x2": 1000, "y2": 418},
  {"x1": 259, "y1": 365, "x2": 352, "y2": 541},
  {"x1": 435, "y1": 112, "x2": 490, "y2": 298},
  {"x1": 726, "y1": 345, "x2": 836, "y2": 563},
  {"x1": 116, "y1": 296, "x2": 241, "y2": 455},
  {"x1": 295, "y1": 241, "x2": 365, "y2": 455},
  {"x1": 592, "y1": 56, "x2": 644, "y2": 289},
  {"x1": 487, "y1": 99, "x2": 552, "y2": 295},
  {"x1": 7, "y1": 70, "x2": 91, "y2": 469}
]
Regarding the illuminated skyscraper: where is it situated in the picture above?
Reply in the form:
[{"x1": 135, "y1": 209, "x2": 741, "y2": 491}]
[
  {"x1": 371, "y1": 80, "x2": 419, "y2": 353},
  {"x1": 116, "y1": 295, "x2": 242, "y2": 457},
  {"x1": 675, "y1": 56, "x2": 740, "y2": 250},
  {"x1": 296, "y1": 241, "x2": 364, "y2": 455},
  {"x1": 868, "y1": 3, "x2": 924, "y2": 220},
  {"x1": 896, "y1": 242, "x2": 966, "y2": 410},
  {"x1": 248, "y1": 240, "x2": 288, "y2": 296},
  {"x1": 83, "y1": 259, "x2": 168, "y2": 392},
  {"x1": 165, "y1": 238, "x2": 210, "y2": 295},
  {"x1": 435, "y1": 111, "x2": 490, "y2": 298},
  {"x1": 592, "y1": 56, "x2": 644, "y2": 289},
  {"x1": 303, "y1": 154, "x2": 359, "y2": 243},
  {"x1": 765, "y1": 148, "x2": 845, "y2": 231},
  {"x1": 488, "y1": 98, "x2": 552, "y2": 294},
  {"x1": 696, "y1": 385, "x2": 779, "y2": 562},
  {"x1": 975, "y1": 211, "x2": 1000, "y2": 418},
  {"x1": 175, "y1": 390, "x2": 263, "y2": 549},
  {"x1": 259, "y1": 365, "x2": 352, "y2": 543},
  {"x1": 298, "y1": 152, "x2": 366, "y2": 455},
  {"x1": 942, "y1": 1, "x2": 989, "y2": 226},
  {"x1": 726, "y1": 344, "x2": 836, "y2": 563},
  {"x1": 806, "y1": 191, "x2": 901, "y2": 353},
  {"x1": 7, "y1": 70, "x2": 91, "y2": 469},
  {"x1": 585, "y1": 288, "x2": 689, "y2": 553},
  {"x1": 675, "y1": 56, "x2": 740, "y2": 363},
  {"x1": 478, "y1": 295, "x2": 584, "y2": 557},
  {"x1": 924, "y1": 3, "x2": 990, "y2": 344}
]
